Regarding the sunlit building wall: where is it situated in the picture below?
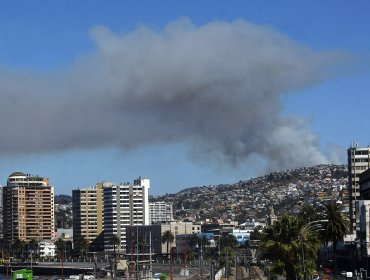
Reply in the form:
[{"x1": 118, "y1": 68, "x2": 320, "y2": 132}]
[
  {"x1": 348, "y1": 144, "x2": 370, "y2": 231},
  {"x1": 103, "y1": 177, "x2": 150, "y2": 252},
  {"x1": 3, "y1": 172, "x2": 55, "y2": 244}
]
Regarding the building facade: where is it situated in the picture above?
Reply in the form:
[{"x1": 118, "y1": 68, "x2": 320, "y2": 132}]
[
  {"x1": 39, "y1": 241, "x2": 56, "y2": 258},
  {"x1": 149, "y1": 201, "x2": 173, "y2": 224},
  {"x1": 72, "y1": 183, "x2": 105, "y2": 251},
  {"x1": 348, "y1": 144, "x2": 370, "y2": 231},
  {"x1": 358, "y1": 200, "x2": 370, "y2": 261},
  {"x1": 103, "y1": 177, "x2": 150, "y2": 252},
  {"x1": 3, "y1": 172, "x2": 55, "y2": 244},
  {"x1": 125, "y1": 221, "x2": 201, "y2": 255},
  {"x1": 360, "y1": 168, "x2": 370, "y2": 199},
  {"x1": 160, "y1": 221, "x2": 201, "y2": 252}
]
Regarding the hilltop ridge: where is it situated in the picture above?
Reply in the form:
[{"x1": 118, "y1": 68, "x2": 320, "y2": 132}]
[{"x1": 151, "y1": 164, "x2": 348, "y2": 223}]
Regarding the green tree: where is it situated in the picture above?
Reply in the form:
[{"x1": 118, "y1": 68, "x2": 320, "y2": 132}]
[
  {"x1": 250, "y1": 227, "x2": 262, "y2": 241},
  {"x1": 298, "y1": 204, "x2": 322, "y2": 222},
  {"x1": 109, "y1": 235, "x2": 120, "y2": 257},
  {"x1": 12, "y1": 239, "x2": 26, "y2": 259},
  {"x1": 321, "y1": 202, "x2": 349, "y2": 275},
  {"x1": 186, "y1": 248, "x2": 195, "y2": 261},
  {"x1": 220, "y1": 234, "x2": 237, "y2": 250},
  {"x1": 54, "y1": 238, "x2": 66, "y2": 260},
  {"x1": 161, "y1": 230, "x2": 174, "y2": 258},
  {"x1": 260, "y1": 215, "x2": 321, "y2": 280},
  {"x1": 27, "y1": 239, "x2": 39, "y2": 261},
  {"x1": 190, "y1": 234, "x2": 201, "y2": 249},
  {"x1": 76, "y1": 236, "x2": 89, "y2": 259},
  {"x1": 219, "y1": 246, "x2": 236, "y2": 275}
]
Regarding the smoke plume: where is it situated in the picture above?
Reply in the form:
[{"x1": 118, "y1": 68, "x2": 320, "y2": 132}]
[{"x1": 0, "y1": 19, "x2": 345, "y2": 171}]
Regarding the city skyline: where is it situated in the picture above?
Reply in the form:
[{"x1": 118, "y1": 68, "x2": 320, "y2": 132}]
[{"x1": 0, "y1": 1, "x2": 369, "y2": 195}]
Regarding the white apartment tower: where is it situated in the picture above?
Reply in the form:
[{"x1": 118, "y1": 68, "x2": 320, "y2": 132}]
[
  {"x1": 149, "y1": 201, "x2": 173, "y2": 224},
  {"x1": 348, "y1": 144, "x2": 370, "y2": 231},
  {"x1": 103, "y1": 177, "x2": 150, "y2": 252}
]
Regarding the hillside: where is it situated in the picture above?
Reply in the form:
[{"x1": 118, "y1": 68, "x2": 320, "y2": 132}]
[
  {"x1": 151, "y1": 164, "x2": 348, "y2": 223},
  {"x1": 55, "y1": 194, "x2": 72, "y2": 204}
]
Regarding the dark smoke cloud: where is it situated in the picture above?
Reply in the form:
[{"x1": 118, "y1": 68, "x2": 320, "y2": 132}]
[{"x1": 0, "y1": 19, "x2": 346, "y2": 171}]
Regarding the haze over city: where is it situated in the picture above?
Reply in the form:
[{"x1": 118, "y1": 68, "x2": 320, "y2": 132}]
[{"x1": 0, "y1": 1, "x2": 369, "y2": 195}]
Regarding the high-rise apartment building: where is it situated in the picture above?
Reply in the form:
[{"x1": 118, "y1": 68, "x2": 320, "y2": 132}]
[
  {"x1": 149, "y1": 201, "x2": 173, "y2": 224},
  {"x1": 103, "y1": 177, "x2": 150, "y2": 252},
  {"x1": 348, "y1": 144, "x2": 370, "y2": 231},
  {"x1": 3, "y1": 172, "x2": 55, "y2": 244},
  {"x1": 72, "y1": 183, "x2": 105, "y2": 250}
]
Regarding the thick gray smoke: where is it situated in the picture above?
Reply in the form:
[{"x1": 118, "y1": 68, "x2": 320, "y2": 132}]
[{"x1": 0, "y1": 19, "x2": 344, "y2": 171}]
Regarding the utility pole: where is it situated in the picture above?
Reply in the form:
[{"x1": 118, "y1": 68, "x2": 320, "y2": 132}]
[
  {"x1": 226, "y1": 251, "x2": 229, "y2": 280},
  {"x1": 170, "y1": 245, "x2": 173, "y2": 280},
  {"x1": 149, "y1": 231, "x2": 152, "y2": 279},
  {"x1": 200, "y1": 236, "x2": 203, "y2": 280},
  {"x1": 136, "y1": 209, "x2": 139, "y2": 280},
  {"x1": 210, "y1": 261, "x2": 215, "y2": 280}
]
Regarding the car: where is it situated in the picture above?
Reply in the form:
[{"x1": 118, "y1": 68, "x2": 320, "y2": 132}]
[
  {"x1": 341, "y1": 271, "x2": 347, "y2": 277},
  {"x1": 346, "y1": 272, "x2": 353, "y2": 278}
]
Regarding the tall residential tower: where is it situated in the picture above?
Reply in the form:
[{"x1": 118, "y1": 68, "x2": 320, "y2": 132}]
[
  {"x1": 3, "y1": 172, "x2": 55, "y2": 244},
  {"x1": 103, "y1": 177, "x2": 150, "y2": 252},
  {"x1": 72, "y1": 183, "x2": 105, "y2": 251},
  {"x1": 348, "y1": 144, "x2": 370, "y2": 231}
]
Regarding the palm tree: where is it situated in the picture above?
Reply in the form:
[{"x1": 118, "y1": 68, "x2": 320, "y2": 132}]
[
  {"x1": 321, "y1": 202, "x2": 349, "y2": 275},
  {"x1": 298, "y1": 204, "x2": 322, "y2": 222},
  {"x1": 190, "y1": 234, "x2": 201, "y2": 250},
  {"x1": 109, "y1": 235, "x2": 120, "y2": 257},
  {"x1": 161, "y1": 230, "x2": 174, "y2": 258},
  {"x1": 260, "y1": 215, "x2": 321, "y2": 280},
  {"x1": 76, "y1": 236, "x2": 89, "y2": 260}
]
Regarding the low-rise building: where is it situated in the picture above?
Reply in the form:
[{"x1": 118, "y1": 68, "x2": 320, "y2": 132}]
[
  {"x1": 39, "y1": 241, "x2": 56, "y2": 258},
  {"x1": 149, "y1": 201, "x2": 173, "y2": 224}
]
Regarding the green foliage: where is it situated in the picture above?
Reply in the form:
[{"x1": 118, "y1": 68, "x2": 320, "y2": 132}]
[
  {"x1": 186, "y1": 248, "x2": 195, "y2": 261},
  {"x1": 12, "y1": 239, "x2": 26, "y2": 259},
  {"x1": 260, "y1": 214, "x2": 322, "y2": 280},
  {"x1": 109, "y1": 235, "x2": 120, "y2": 256},
  {"x1": 321, "y1": 202, "x2": 349, "y2": 246},
  {"x1": 161, "y1": 230, "x2": 174, "y2": 257},
  {"x1": 220, "y1": 234, "x2": 237, "y2": 250},
  {"x1": 54, "y1": 238, "x2": 66, "y2": 260},
  {"x1": 250, "y1": 227, "x2": 262, "y2": 240},
  {"x1": 321, "y1": 202, "x2": 349, "y2": 275},
  {"x1": 298, "y1": 204, "x2": 322, "y2": 222},
  {"x1": 54, "y1": 195, "x2": 72, "y2": 204},
  {"x1": 218, "y1": 246, "x2": 235, "y2": 267},
  {"x1": 75, "y1": 235, "x2": 89, "y2": 259}
]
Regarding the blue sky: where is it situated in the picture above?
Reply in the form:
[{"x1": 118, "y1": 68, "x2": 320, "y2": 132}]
[{"x1": 0, "y1": 1, "x2": 369, "y2": 195}]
